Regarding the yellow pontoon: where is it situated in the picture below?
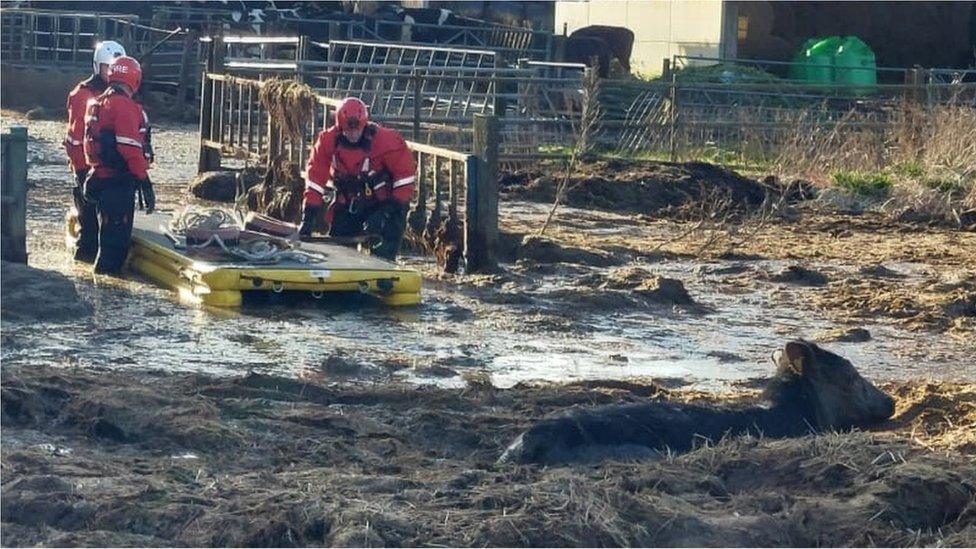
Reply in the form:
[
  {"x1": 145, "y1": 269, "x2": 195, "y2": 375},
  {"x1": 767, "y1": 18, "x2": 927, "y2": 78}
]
[{"x1": 75, "y1": 212, "x2": 422, "y2": 307}]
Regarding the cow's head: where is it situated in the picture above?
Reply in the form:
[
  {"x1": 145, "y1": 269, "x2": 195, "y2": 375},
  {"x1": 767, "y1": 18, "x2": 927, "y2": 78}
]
[{"x1": 765, "y1": 340, "x2": 895, "y2": 429}]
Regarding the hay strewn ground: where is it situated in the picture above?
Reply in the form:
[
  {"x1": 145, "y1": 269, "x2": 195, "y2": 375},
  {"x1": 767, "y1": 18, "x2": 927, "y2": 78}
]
[{"x1": 2, "y1": 365, "x2": 974, "y2": 547}]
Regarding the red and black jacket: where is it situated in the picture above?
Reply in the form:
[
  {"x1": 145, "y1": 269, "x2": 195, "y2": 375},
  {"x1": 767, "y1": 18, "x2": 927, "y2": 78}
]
[
  {"x1": 83, "y1": 85, "x2": 151, "y2": 181},
  {"x1": 64, "y1": 74, "x2": 107, "y2": 172},
  {"x1": 304, "y1": 123, "x2": 417, "y2": 208}
]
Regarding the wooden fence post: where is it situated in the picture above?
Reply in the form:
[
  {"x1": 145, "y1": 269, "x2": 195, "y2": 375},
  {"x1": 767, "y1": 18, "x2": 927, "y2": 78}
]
[
  {"x1": 198, "y1": 35, "x2": 223, "y2": 172},
  {"x1": 177, "y1": 29, "x2": 198, "y2": 121},
  {"x1": 1, "y1": 126, "x2": 29, "y2": 264},
  {"x1": 905, "y1": 68, "x2": 925, "y2": 104},
  {"x1": 668, "y1": 70, "x2": 679, "y2": 162},
  {"x1": 902, "y1": 68, "x2": 928, "y2": 162},
  {"x1": 466, "y1": 114, "x2": 498, "y2": 273}
]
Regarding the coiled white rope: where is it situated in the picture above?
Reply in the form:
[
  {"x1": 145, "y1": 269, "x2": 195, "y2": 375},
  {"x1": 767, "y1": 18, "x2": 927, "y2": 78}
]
[
  {"x1": 166, "y1": 207, "x2": 326, "y2": 264},
  {"x1": 168, "y1": 207, "x2": 238, "y2": 235}
]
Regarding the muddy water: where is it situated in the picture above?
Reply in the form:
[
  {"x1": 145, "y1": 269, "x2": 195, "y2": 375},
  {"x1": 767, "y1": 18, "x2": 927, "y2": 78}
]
[{"x1": 2, "y1": 111, "x2": 973, "y2": 390}]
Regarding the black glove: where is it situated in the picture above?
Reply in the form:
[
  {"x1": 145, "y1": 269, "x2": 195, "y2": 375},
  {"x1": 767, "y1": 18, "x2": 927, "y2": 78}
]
[
  {"x1": 143, "y1": 126, "x2": 155, "y2": 164},
  {"x1": 136, "y1": 178, "x2": 156, "y2": 214},
  {"x1": 299, "y1": 203, "x2": 323, "y2": 238},
  {"x1": 332, "y1": 175, "x2": 362, "y2": 197},
  {"x1": 363, "y1": 170, "x2": 390, "y2": 191}
]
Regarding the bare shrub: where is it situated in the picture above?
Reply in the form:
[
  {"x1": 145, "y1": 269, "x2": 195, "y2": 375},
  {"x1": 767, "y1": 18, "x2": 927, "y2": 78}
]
[
  {"x1": 539, "y1": 64, "x2": 603, "y2": 236},
  {"x1": 654, "y1": 184, "x2": 784, "y2": 257}
]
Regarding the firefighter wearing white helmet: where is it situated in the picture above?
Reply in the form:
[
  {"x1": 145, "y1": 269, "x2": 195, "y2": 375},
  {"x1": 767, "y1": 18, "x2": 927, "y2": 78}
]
[
  {"x1": 92, "y1": 40, "x2": 126, "y2": 76},
  {"x1": 64, "y1": 40, "x2": 126, "y2": 263}
]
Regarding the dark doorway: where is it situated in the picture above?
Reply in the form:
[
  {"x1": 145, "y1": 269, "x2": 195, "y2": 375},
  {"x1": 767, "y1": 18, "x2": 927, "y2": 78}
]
[{"x1": 735, "y1": 1, "x2": 975, "y2": 70}]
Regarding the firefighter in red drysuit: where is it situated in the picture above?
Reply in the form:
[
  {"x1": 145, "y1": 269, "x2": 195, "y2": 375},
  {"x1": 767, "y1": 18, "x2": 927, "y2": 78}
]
[
  {"x1": 299, "y1": 97, "x2": 417, "y2": 260},
  {"x1": 65, "y1": 40, "x2": 126, "y2": 262},
  {"x1": 82, "y1": 56, "x2": 156, "y2": 275}
]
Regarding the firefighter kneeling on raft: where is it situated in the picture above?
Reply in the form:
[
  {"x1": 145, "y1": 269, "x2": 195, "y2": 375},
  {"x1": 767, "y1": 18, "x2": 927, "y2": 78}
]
[
  {"x1": 299, "y1": 97, "x2": 417, "y2": 260},
  {"x1": 81, "y1": 56, "x2": 156, "y2": 275}
]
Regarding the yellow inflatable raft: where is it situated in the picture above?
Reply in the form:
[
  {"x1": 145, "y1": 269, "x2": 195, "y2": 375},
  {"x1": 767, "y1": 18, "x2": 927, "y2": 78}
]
[{"x1": 71, "y1": 212, "x2": 422, "y2": 307}]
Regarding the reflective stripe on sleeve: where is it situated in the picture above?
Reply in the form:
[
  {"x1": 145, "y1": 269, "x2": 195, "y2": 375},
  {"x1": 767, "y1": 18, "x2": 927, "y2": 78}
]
[
  {"x1": 115, "y1": 135, "x2": 142, "y2": 148},
  {"x1": 392, "y1": 175, "x2": 415, "y2": 188},
  {"x1": 306, "y1": 180, "x2": 326, "y2": 194}
]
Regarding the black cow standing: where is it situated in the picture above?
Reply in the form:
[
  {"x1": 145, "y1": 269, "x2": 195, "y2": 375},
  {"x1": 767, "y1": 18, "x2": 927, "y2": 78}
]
[
  {"x1": 560, "y1": 34, "x2": 612, "y2": 77},
  {"x1": 570, "y1": 25, "x2": 635, "y2": 74}
]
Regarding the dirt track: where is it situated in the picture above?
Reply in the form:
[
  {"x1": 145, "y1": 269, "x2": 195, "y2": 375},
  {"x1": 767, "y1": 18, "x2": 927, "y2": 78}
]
[{"x1": 2, "y1": 109, "x2": 975, "y2": 546}]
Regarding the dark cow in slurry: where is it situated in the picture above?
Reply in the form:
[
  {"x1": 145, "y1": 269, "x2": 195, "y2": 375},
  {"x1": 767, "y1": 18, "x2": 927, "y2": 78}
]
[
  {"x1": 570, "y1": 25, "x2": 635, "y2": 74},
  {"x1": 500, "y1": 340, "x2": 896, "y2": 465},
  {"x1": 560, "y1": 35, "x2": 612, "y2": 77}
]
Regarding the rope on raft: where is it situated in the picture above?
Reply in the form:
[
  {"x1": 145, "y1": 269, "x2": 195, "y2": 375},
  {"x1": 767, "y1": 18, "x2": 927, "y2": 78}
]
[{"x1": 165, "y1": 206, "x2": 327, "y2": 264}]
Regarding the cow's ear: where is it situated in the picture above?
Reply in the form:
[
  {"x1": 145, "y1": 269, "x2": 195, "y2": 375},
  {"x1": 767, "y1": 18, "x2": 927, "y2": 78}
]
[{"x1": 783, "y1": 341, "x2": 808, "y2": 376}]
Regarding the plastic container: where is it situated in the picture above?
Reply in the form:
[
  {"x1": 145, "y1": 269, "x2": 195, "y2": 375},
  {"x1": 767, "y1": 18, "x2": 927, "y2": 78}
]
[
  {"x1": 804, "y1": 36, "x2": 842, "y2": 85},
  {"x1": 789, "y1": 37, "x2": 820, "y2": 81},
  {"x1": 833, "y1": 36, "x2": 877, "y2": 94}
]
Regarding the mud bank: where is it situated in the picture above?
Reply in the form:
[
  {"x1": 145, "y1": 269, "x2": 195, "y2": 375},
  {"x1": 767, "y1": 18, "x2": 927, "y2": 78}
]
[
  {"x1": 500, "y1": 159, "x2": 777, "y2": 215},
  {"x1": 2, "y1": 365, "x2": 974, "y2": 547},
  {"x1": 0, "y1": 261, "x2": 92, "y2": 322}
]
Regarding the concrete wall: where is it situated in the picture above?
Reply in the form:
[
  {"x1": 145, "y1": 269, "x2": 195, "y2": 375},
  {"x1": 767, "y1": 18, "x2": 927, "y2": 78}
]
[{"x1": 554, "y1": 0, "x2": 726, "y2": 76}]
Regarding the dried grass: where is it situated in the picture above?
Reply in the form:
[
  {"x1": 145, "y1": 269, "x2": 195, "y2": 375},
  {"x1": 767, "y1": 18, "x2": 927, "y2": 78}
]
[
  {"x1": 769, "y1": 97, "x2": 975, "y2": 225},
  {"x1": 245, "y1": 78, "x2": 317, "y2": 223},
  {"x1": 4, "y1": 363, "x2": 975, "y2": 547},
  {"x1": 258, "y1": 78, "x2": 317, "y2": 144}
]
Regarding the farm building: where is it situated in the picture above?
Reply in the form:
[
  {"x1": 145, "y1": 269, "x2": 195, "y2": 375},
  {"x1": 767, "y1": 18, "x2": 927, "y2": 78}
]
[{"x1": 555, "y1": 0, "x2": 976, "y2": 76}]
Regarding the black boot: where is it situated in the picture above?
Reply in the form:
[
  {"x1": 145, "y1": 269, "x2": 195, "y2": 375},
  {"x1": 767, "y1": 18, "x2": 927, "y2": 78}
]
[
  {"x1": 298, "y1": 204, "x2": 323, "y2": 239},
  {"x1": 365, "y1": 201, "x2": 407, "y2": 260}
]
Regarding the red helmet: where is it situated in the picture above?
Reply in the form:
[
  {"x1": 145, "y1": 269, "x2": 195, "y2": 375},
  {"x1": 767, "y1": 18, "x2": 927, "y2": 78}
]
[
  {"x1": 336, "y1": 97, "x2": 368, "y2": 131},
  {"x1": 107, "y1": 56, "x2": 142, "y2": 92}
]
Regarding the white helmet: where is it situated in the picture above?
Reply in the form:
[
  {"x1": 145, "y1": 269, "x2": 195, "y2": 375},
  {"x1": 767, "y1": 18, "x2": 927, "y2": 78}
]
[{"x1": 93, "y1": 40, "x2": 126, "y2": 74}]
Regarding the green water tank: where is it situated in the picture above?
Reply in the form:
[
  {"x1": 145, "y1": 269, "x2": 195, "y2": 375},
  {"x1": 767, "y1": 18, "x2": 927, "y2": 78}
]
[
  {"x1": 834, "y1": 36, "x2": 877, "y2": 94},
  {"x1": 804, "y1": 36, "x2": 842, "y2": 85},
  {"x1": 789, "y1": 37, "x2": 819, "y2": 81}
]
